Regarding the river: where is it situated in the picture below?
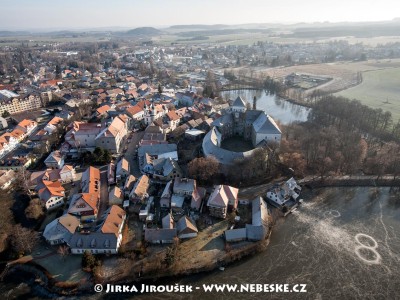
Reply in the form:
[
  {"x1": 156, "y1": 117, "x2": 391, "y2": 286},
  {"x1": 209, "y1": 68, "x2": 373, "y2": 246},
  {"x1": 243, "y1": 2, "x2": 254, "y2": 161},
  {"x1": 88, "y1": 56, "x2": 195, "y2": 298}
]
[
  {"x1": 4, "y1": 189, "x2": 400, "y2": 300},
  {"x1": 221, "y1": 89, "x2": 310, "y2": 124},
  {"x1": 125, "y1": 187, "x2": 400, "y2": 300}
]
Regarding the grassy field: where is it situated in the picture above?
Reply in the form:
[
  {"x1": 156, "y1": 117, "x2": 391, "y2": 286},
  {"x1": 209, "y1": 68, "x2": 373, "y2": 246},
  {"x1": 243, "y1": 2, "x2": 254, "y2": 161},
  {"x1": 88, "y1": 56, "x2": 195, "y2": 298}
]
[
  {"x1": 236, "y1": 59, "x2": 400, "y2": 94},
  {"x1": 337, "y1": 68, "x2": 400, "y2": 121},
  {"x1": 153, "y1": 33, "x2": 400, "y2": 46}
]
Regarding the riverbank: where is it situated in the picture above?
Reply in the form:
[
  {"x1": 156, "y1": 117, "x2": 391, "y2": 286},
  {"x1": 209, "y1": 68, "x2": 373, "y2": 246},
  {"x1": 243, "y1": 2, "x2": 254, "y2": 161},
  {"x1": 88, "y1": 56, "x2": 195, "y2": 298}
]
[
  {"x1": 1, "y1": 216, "x2": 274, "y2": 298},
  {"x1": 300, "y1": 175, "x2": 400, "y2": 188},
  {"x1": 97, "y1": 219, "x2": 272, "y2": 286}
]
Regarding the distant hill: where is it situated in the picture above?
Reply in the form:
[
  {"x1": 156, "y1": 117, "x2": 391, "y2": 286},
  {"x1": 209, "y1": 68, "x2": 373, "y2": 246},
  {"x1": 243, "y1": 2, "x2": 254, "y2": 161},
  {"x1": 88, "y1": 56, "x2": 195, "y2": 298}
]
[
  {"x1": 169, "y1": 24, "x2": 228, "y2": 30},
  {"x1": 125, "y1": 27, "x2": 162, "y2": 36},
  {"x1": 0, "y1": 31, "x2": 30, "y2": 36}
]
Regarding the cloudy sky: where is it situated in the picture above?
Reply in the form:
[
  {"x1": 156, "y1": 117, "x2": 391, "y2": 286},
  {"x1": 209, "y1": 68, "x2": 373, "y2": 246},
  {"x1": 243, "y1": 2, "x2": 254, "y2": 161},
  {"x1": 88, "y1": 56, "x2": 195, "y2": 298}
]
[{"x1": 1, "y1": 0, "x2": 399, "y2": 30}]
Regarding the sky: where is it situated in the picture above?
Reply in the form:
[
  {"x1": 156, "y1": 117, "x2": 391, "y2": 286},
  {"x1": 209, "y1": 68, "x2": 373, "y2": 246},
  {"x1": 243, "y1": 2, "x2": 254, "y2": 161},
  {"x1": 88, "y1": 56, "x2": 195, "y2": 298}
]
[{"x1": 1, "y1": 0, "x2": 399, "y2": 30}]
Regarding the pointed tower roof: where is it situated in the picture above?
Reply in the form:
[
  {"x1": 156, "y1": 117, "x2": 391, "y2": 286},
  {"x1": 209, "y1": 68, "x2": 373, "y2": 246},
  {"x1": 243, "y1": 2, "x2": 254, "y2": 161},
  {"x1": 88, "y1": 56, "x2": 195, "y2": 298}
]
[{"x1": 232, "y1": 96, "x2": 246, "y2": 108}]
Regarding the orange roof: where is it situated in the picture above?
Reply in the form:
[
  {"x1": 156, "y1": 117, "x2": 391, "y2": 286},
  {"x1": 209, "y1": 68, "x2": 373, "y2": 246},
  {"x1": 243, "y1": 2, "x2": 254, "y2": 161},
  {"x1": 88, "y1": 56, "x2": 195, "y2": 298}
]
[
  {"x1": 58, "y1": 214, "x2": 80, "y2": 234},
  {"x1": 17, "y1": 119, "x2": 36, "y2": 129},
  {"x1": 10, "y1": 129, "x2": 25, "y2": 139},
  {"x1": 126, "y1": 105, "x2": 143, "y2": 116},
  {"x1": 46, "y1": 80, "x2": 59, "y2": 86},
  {"x1": 133, "y1": 175, "x2": 150, "y2": 198},
  {"x1": 81, "y1": 193, "x2": 99, "y2": 213},
  {"x1": 34, "y1": 129, "x2": 47, "y2": 136},
  {"x1": 48, "y1": 116, "x2": 64, "y2": 126},
  {"x1": 60, "y1": 164, "x2": 74, "y2": 172},
  {"x1": 96, "y1": 105, "x2": 111, "y2": 115},
  {"x1": 0, "y1": 132, "x2": 16, "y2": 143},
  {"x1": 42, "y1": 180, "x2": 65, "y2": 197},
  {"x1": 167, "y1": 111, "x2": 180, "y2": 121},
  {"x1": 138, "y1": 83, "x2": 148, "y2": 91},
  {"x1": 125, "y1": 89, "x2": 138, "y2": 97},
  {"x1": 101, "y1": 205, "x2": 126, "y2": 236},
  {"x1": 87, "y1": 166, "x2": 100, "y2": 195},
  {"x1": 118, "y1": 114, "x2": 129, "y2": 123},
  {"x1": 137, "y1": 99, "x2": 151, "y2": 109}
]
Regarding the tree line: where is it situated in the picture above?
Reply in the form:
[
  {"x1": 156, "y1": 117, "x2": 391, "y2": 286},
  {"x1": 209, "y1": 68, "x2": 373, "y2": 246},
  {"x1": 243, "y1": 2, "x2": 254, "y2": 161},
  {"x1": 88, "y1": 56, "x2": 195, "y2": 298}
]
[
  {"x1": 281, "y1": 119, "x2": 400, "y2": 180},
  {"x1": 308, "y1": 95, "x2": 400, "y2": 142}
]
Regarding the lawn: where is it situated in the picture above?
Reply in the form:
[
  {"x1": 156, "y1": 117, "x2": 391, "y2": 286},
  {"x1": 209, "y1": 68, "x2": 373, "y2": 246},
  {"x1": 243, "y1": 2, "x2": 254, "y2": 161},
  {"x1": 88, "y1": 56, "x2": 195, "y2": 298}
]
[{"x1": 337, "y1": 67, "x2": 400, "y2": 121}]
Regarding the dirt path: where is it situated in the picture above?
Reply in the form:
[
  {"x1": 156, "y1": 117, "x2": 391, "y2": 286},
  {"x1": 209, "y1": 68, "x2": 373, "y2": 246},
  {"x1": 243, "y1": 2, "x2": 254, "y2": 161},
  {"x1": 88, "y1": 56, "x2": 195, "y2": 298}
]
[{"x1": 173, "y1": 220, "x2": 229, "y2": 272}]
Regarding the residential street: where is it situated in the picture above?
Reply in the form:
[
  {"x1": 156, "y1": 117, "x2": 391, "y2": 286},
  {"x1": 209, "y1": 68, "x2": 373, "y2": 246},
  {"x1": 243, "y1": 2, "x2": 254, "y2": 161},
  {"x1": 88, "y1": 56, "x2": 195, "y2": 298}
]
[
  {"x1": 98, "y1": 165, "x2": 109, "y2": 219},
  {"x1": 124, "y1": 131, "x2": 144, "y2": 178}
]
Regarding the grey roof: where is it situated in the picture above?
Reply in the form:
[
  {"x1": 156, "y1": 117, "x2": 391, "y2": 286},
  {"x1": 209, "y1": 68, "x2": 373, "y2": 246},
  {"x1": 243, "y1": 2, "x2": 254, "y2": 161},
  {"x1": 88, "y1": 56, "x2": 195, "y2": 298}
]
[
  {"x1": 225, "y1": 228, "x2": 247, "y2": 242},
  {"x1": 43, "y1": 214, "x2": 79, "y2": 243},
  {"x1": 246, "y1": 196, "x2": 269, "y2": 241},
  {"x1": 252, "y1": 113, "x2": 282, "y2": 135},
  {"x1": 232, "y1": 96, "x2": 246, "y2": 108},
  {"x1": 246, "y1": 224, "x2": 265, "y2": 241},
  {"x1": 161, "y1": 180, "x2": 173, "y2": 199},
  {"x1": 44, "y1": 150, "x2": 63, "y2": 164},
  {"x1": 162, "y1": 213, "x2": 174, "y2": 229},
  {"x1": 252, "y1": 196, "x2": 269, "y2": 226},
  {"x1": 144, "y1": 228, "x2": 177, "y2": 242},
  {"x1": 116, "y1": 158, "x2": 129, "y2": 174},
  {"x1": 171, "y1": 194, "x2": 185, "y2": 208},
  {"x1": 173, "y1": 177, "x2": 195, "y2": 194},
  {"x1": 211, "y1": 113, "x2": 233, "y2": 128},
  {"x1": 68, "y1": 232, "x2": 118, "y2": 250},
  {"x1": 245, "y1": 110, "x2": 264, "y2": 125},
  {"x1": 185, "y1": 128, "x2": 205, "y2": 136},
  {"x1": 138, "y1": 144, "x2": 177, "y2": 157},
  {"x1": 176, "y1": 216, "x2": 198, "y2": 234},
  {"x1": 202, "y1": 128, "x2": 254, "y2": 165},
  {"x1": 153, "y1": 157, "x2": 181, "y2": 177}
]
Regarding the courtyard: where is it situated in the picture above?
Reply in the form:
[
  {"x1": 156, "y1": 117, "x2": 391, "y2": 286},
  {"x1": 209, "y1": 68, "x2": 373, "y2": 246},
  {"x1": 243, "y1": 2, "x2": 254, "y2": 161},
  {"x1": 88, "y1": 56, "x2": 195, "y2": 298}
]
[{"x1": 221, "y1": 136, "x2": 254, "y2": 153}]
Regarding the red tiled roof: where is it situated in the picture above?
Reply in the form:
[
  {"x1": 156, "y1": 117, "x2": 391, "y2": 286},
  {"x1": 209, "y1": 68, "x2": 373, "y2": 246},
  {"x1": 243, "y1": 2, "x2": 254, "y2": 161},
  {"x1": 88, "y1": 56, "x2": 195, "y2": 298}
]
[
  {"x1": 126, "y1": 105, "x2": 143, "y2": 116},
  {"x1": 167, "y1": 111, "x2": 180, "y2": 121}
]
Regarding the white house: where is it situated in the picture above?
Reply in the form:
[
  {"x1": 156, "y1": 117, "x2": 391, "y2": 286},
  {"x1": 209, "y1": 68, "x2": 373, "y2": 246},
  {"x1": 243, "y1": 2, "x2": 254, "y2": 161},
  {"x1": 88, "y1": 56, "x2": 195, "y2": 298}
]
[
  {"x1": 37, "y1": 180, "x2": 65, "y2": 210},
  {"x1": 95, "y1": 115, "x2": 128, "y2": 154},
  {"x1": 44, "y1": 116, "x2": 64, "y2": 134},
  {"x1": 44, "y1": 150, "x2": 65, "y2": 169},
  {"x1": 59, "y1": 165, "x2": 76, "y2": 183},
  {"x1": 266, "y1": 177, "x2": 301, "y2": 207},
  {"x1": 16, "y1": 119, "x2": 38, "y2": 136}
]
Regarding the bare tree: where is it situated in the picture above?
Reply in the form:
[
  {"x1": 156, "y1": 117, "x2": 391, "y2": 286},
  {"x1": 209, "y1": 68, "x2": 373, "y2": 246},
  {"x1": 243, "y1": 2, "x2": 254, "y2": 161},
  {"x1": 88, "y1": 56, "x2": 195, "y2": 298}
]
[
  {"x1": 9, "y1": 224, "x2": 39, "y2": 255},
  {"x1": 188, "y1": 156, "x2": 219, "y2": 183},
  {"x1": 14, "y1": 168, "x2": 33, "y2": 198},
  {"x1": 57, "y1": 245, "x2": 70, "y2": 261},
  {"x1": 25, "y1": 198, "x2": 44, "y2": 220}
]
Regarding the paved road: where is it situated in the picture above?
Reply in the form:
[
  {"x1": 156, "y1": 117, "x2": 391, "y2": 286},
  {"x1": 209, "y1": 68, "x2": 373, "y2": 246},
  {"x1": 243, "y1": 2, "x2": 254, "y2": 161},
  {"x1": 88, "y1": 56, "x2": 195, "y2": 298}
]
[
  {"x1": 98, "y1": 165, "x2": 109, "y2": 219},
  {"x1": 124, "y1": 131, "x2": 144, "y2": 178}
]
